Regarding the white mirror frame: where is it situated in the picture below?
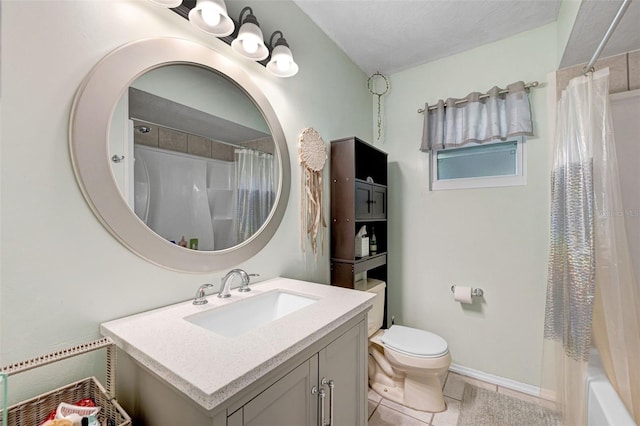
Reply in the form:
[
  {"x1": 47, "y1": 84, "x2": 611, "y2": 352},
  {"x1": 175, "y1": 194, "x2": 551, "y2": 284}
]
[{"x1": 69, "y1": 38, "x2": 290, "y2": 273}]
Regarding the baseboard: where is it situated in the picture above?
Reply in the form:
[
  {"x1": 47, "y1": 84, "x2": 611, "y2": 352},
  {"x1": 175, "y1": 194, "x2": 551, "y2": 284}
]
[{"x1": 449, "y1": 363, "x2": 541, "y2": 397}]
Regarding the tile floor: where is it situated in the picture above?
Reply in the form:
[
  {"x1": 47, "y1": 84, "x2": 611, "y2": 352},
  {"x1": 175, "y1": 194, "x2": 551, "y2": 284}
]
[{"x1": 367, "y1": 371, "x2": 555, "y2": 425}]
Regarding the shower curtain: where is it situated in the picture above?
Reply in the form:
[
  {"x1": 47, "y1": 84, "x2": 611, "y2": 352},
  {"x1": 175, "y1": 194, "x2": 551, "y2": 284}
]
[
  {"x1": 134, "y1": 146, "x2": 215, "y2": 250},
  {"x1": 234, "y1": 148, "x2": 275, "y2": 243},
  {"x1": 544, "y1": 68, "x2": 640, "y2": 424}
]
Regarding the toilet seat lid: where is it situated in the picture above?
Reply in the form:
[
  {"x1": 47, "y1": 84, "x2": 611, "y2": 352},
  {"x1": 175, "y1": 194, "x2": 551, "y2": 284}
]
[{"x1": 382, "y1": 325, "x2": 449, "y2": 358}]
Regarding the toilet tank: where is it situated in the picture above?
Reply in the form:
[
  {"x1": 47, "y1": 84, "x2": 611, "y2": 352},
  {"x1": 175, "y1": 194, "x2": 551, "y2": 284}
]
[{"x1": 365, "y1": 279, "x2": 386, "y2": 337}]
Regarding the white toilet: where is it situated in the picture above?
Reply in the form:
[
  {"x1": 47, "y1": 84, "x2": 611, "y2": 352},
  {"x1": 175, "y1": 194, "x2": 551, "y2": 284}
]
[{"x1": 366, "y1": 280, "x2": 451, "y2": 412}]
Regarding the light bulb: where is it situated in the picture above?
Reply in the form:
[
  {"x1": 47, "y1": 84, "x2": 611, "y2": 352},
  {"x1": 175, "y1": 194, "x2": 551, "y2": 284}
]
[
  {"x1": 201, "y1": 8, "x2": 221, "y2": 26},
  {"x1": 266, "y1": 35, "x2": 298, "y2": 77},
  {"x1": 242, "y1": 39, "x2": 259, "y2": 54},
  {"x1": 277, "y1": 59, "x2": 290, "y2": 72}
]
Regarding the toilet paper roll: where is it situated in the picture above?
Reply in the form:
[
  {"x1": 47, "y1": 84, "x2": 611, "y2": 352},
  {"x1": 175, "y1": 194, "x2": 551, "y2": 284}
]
[{"x1": 453, "y1": 286, "x2": 473, "y2": 304}]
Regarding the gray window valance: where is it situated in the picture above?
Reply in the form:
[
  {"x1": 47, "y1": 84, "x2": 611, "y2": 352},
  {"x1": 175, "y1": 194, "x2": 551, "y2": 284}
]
[{"x1": 420, "y1": 81, "x2": 534, "y2": 152}]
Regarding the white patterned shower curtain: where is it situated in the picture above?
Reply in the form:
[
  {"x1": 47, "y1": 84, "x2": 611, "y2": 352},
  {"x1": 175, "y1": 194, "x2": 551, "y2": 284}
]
[
  {"x1": 234, "y1": 148, "x2": 275, "y2": 243},
  {"x1": 543, "y1": 68, "x2": 640, "y2": 424}
]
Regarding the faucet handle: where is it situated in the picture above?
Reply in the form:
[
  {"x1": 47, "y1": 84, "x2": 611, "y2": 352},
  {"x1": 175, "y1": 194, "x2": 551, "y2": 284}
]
[
  {"x1": 193, "y1": 283, "x2": 215, "y2": 305},
  {"x1": 238, "y1": 273, "x2": 259, "y2": 292}
]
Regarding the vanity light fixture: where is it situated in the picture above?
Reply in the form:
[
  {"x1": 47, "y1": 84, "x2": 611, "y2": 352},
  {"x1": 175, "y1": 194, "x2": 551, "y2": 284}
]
[
  {"x1": 266, "y1": 31, "x2": 299, "y2": 78},
  {"x1": 188, "y1": 0, "x2": 235, "y2": 37},
  {"x1": 231, "y1": 7, "x2": 269, "y2": 61},
  {"x1": 159, "y1": 1, "x2": 299, "y2": 77}
]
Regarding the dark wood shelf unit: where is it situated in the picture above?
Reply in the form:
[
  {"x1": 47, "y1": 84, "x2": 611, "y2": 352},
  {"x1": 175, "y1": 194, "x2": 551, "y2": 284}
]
[{"x1": 330, "y1": 136, "x2": 388, "y2": 326}]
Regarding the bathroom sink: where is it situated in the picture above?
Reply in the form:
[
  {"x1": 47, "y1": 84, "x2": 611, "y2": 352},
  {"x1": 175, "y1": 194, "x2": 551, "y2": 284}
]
[{"x1": 185, "y1": 290, "x2": 319, "y2": 337}]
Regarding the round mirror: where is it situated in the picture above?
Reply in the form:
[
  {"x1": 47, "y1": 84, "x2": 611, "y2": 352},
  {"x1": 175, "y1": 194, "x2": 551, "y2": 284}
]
[
  {"x1": 113, "y1": 64, "x2": 277, "y2": 252},
  {"x1": 70, "y1": 38, "x2": 290, "y2": 272}
]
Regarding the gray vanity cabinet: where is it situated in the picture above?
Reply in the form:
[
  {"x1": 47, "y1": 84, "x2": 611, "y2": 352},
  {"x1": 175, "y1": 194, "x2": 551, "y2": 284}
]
[
  {"x1": 235, "y1": 355, "x2": 318, "y2": 426},
  {"x1": 317, "y1": 322, "x2": 366, "y2": 425},
  {"x1": 229, "y1": 321, "x2": 367, "y2": 426},
  {"x1": 115, "y1": 314, "x2": 367, "y2": 426}
]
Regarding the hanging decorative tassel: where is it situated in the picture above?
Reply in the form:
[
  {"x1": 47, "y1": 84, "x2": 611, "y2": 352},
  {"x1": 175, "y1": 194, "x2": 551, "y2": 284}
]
[
  {"x1": 367, "y1": 71, "x2": 389, "y2": 141},
  {"x1": 298, "y1": 128, "x2": 327, "y2": 256}
]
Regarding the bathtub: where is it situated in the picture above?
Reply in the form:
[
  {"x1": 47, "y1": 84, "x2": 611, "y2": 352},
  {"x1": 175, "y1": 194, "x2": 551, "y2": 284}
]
[{"x1": 586, "y1": 348, "x2": 635, "y2": 426}]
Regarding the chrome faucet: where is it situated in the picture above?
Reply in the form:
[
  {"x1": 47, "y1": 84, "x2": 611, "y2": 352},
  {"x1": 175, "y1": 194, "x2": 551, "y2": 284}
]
[
  {"x1": 218, "y1": 269, "x2": 258, "y2": 298},
  {"x1": 193, "y1": 283, "x2": 215, "y2": 305}
]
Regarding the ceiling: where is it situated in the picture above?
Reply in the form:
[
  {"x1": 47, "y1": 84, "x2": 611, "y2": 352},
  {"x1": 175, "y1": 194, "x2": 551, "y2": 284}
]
[
  {"x1": 560, "y1": 0, "x2": 640, "y2": 68},
  {"x1": 292, "y1": 0, "x2": 640, "y2": 76}
]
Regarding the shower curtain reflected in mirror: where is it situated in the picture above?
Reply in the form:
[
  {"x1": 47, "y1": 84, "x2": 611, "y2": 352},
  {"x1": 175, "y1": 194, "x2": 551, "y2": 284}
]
[
  {"x1": 134, "y1": 146, "x2": 215, "y2": 250},
  {"x1": 132, "y1": 145, "x2": 276, "y2": 251},
  {"x1": 234, "y1": 148, "x2": 275, "y2": 244},
  {"x1": 543, "y1": 68, "x2": 640, "y2": 425}
]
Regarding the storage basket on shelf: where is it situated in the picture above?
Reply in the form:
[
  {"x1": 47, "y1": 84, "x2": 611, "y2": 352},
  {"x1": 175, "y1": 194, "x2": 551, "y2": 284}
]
[{"x1": 0, "y1": 337, "x2": 131, "y2": 426}]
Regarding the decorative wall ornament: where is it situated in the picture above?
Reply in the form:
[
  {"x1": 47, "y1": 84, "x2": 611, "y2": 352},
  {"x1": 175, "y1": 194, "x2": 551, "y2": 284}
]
[
  {"x1": 368, "y1": 71, "x2": 389, "y2": 141},
  {"x1": 298, "y1": 128, "x2": 327, "y2": 255}
]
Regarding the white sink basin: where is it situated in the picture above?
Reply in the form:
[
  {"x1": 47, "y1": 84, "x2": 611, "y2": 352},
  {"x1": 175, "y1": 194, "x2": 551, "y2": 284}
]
[{"x1": 185, "y1": 290, "x2": 319, "y2": 337}]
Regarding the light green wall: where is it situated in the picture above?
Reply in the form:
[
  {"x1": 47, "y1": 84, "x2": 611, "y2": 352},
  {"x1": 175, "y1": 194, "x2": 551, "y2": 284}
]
[
  {"x1": 380, "y1": 23, "x2": 557, "y2": 387},
  {"x1": 0, "y1": 0, "x2": 371, "y2": 403}
]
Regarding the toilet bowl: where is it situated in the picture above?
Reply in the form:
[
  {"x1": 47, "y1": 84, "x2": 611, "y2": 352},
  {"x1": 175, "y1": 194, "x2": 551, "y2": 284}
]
[{"x1": 364, "y1": 279, "x2": 451, "y2": 412}]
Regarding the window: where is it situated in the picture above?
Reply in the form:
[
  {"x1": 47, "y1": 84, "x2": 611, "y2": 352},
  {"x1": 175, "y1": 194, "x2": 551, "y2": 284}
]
[{"x1": 430, "y1": 137, "x2": 526, "y2": 190}]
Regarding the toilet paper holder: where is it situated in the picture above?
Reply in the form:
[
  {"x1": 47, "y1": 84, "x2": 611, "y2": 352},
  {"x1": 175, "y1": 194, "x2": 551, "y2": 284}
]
[{"x1": 450, "y1": 285, "x2": 484, "y2": 298}]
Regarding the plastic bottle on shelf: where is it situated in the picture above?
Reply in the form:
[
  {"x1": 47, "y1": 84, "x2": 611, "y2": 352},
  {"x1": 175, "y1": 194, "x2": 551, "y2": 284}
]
[{"x1": 369, "y1": 226, "x2": 377, "y2": 255}]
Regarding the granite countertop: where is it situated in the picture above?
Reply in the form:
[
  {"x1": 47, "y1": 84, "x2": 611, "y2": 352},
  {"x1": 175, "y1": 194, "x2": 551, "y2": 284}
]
[{"x1": 100, "y1": 277, "x2": 374, "y2": 411}]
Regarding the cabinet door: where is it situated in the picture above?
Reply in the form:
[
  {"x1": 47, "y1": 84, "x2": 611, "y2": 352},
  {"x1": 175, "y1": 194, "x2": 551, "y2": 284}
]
[
  {"x1": 354, "y1": 181, "x2": 371, "y2": 219},
  {"x1": 355, "y1": 181, "x2": 386, "y2": 220},
  {"x1": 318, "y1": 321, "x2": 367, "y2": 426},
  {"x1": 243, "y1": 356, "x2": 318, "y2": 426},
  {"x1": 370, "y1": 185, "x2": 386, "y2": 219},
  {"x1": 227, "y1": 409, "x2": 243, "y2": 426}
]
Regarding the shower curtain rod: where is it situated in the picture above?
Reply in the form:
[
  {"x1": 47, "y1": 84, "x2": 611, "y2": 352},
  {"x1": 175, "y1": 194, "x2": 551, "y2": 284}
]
[
  {"x1": 583, "y1": 0, "x2": 632, "y2": 74},
  {"x1": 417, "y1": 81, "x2": 539, "y2": 114}
]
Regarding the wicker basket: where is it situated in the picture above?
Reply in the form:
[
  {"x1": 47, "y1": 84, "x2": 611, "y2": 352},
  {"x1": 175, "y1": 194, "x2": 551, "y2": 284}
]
[
  {"x1": 0, "y1": 338, "x2": 131, "y2": 426},
  {"x1": 3, "y1": 377, "x2": 129, "y2": 426}
]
